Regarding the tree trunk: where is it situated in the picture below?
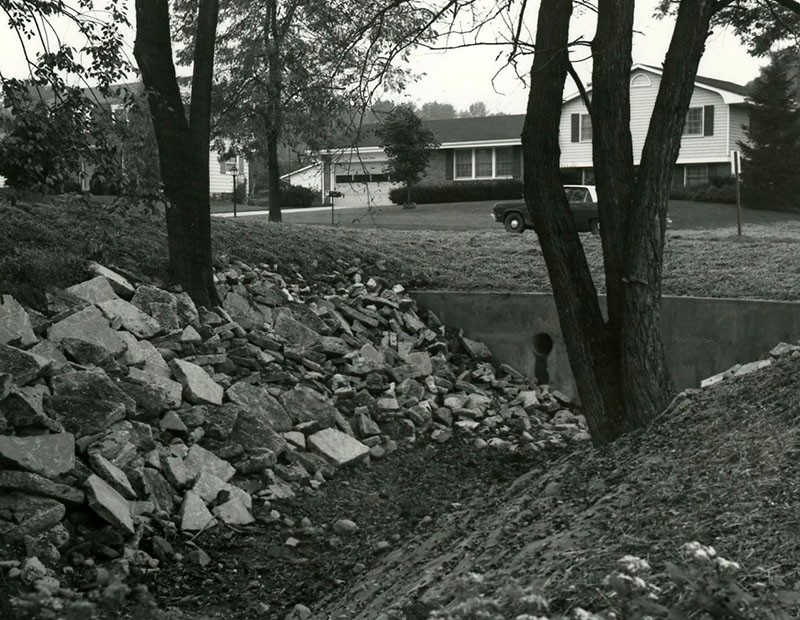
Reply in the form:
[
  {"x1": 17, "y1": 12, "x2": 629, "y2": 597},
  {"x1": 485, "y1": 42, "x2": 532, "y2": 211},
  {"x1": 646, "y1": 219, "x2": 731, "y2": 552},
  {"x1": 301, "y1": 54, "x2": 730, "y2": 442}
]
[
  {"x1": 265, "y1": 0, "x2": 283, "y2": 223},
  {"x1": 523, "y1": 0, "x2": 726, "y2": 443},
  {"x1": 134, "y1": 0, "x2": 220, "y2": 308}
]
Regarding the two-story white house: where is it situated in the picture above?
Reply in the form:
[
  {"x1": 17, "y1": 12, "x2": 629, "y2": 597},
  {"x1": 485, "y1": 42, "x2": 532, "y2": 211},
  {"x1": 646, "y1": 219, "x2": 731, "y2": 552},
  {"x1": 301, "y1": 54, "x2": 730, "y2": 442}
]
[
  {"x1": 561, "y1": 63, "x2": 749, "y2": 186},
  {"x1": 296, "y1": 64, "x2": 749, "y2": 208}
]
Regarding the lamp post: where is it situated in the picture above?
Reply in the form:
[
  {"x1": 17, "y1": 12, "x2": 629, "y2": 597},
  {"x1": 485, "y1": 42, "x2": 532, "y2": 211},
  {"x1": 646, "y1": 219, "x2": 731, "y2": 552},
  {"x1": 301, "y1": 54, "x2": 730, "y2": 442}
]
[{"x1": 230, "y1": 164, "x2": 239, "y2": 218}]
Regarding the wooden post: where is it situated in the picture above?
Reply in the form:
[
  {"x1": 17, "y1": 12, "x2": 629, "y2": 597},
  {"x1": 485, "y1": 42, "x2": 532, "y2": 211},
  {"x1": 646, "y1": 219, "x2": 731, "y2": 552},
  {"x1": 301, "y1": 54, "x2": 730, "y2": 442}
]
[{"x1": 733, "y1": 150, "x2": 741, "y2": 236}]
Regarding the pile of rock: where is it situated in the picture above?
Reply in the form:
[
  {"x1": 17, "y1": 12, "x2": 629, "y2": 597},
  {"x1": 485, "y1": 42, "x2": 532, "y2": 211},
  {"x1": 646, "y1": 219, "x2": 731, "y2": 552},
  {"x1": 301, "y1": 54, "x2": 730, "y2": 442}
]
[
  {"x1": 0, "y1": 258, "x2": 588, "y2": 611},
  {"x1": 700, "y1": 341, "x2": 800, "y2": 388}
]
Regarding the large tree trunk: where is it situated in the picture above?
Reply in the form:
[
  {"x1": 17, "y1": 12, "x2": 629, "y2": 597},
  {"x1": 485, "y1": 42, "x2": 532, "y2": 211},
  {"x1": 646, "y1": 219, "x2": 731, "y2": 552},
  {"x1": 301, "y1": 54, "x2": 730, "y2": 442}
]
[
  {"x1": 523, "y1": 0, "x2": 727, "y2": 443},
  {"x1": 134, "y1": 0, "x2": 220, "y2": 308},
  {"x1": 265, "y1": 0, "x2": 283, "y2": 223}
]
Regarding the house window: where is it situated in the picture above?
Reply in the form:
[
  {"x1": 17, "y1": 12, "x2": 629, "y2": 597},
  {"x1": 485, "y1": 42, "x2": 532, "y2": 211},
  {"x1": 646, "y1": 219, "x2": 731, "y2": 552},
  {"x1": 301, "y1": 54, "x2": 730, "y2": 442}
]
[
  {"x1": 685, "y1": 164, "x2": 708, "y2": 186},
  {"x1": 495, "y1": 147, "x2": 514, "y2": 176},
  {"x1": 630, "y1": 74, "x2": 652, "y2": 88},
  {"x1": 474, "y1": 148, "x2": 493, "y2": 177},
  {"x1": 455, "y1": 150, "x2": 473, "y2": 178},
  {"x1": 580, "y1": 114, "x2": 592, "y2": 142},
  {"x1": 684, "y1": 107, "x2": 703, "y2": 136},
  {"x1": 219, "y1": 154, "x2": 244, "y2": 175},
  {"x1": 453, "y1": 147, "x2": 516, "y2": 179}
]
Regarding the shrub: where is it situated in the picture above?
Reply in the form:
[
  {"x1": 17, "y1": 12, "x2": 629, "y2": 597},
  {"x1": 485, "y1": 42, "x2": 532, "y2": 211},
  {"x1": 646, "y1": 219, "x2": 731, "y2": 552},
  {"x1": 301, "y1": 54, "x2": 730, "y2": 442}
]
[
  {"x1": 389, "y1": 179, "x2": 523, "y2": 205},
  {"x1": 280, "y1": 184, "x2": 321, "y2": 209},
  {"x1": 670, "y1": 177, "x2": 737, "y2": 204}
]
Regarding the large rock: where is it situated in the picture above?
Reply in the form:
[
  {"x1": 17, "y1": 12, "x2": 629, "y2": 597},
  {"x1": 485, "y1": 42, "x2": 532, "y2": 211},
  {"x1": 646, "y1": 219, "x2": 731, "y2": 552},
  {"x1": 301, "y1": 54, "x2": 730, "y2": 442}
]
[
  {"x1": 131, "y1": 285, "x2": 178, "y2": 314},
  {"x1": 226, "y1": 382, "x2": 292, "y2": 432},
  {"x1": 179, "y1": 490, "x2": 216, "y2": 531},
  {"x1": 229, "y1": 409, "x2": 288, "y2": 456},
  {"x1": 29, "y1": 340, "x2": 69, "y2": 366},
  {"x1": 47, "y1": 306, "x2": 127, "y2": 358},
  {"x1": 98, "y1": 298, "x2": 162, "y2": 339},
  {"x1": 84, "y1": 474, "x2": 135, "y2": 536},
  {"x1": 0, "y1": 295, "x2": 37, "y2": 347},
  {"x1": 273, "y1": 311, "x2": 321, "y2": 350},
  {"x1": 212, "y1": 496, "x2": 254, "y2": 525},
  {"x1": 170, "y1": 359, "x2": 223, "y2": 406},
  {"x1": 0, "y1": 433, "x2": 75, "y2": 478},
  {"x1": 0, "y1": 385, "x2": 61, "y2": 432},
  {"x1": 89, "y1": 263, "x2": 135, "y2": 299},
  {"x1": 0, "y1": 470, "x2": 84, "y2": 506},
  {"x1": 89, "y1": 453, "x2": 137, "y2": 500},
  {"x1": 183, "y1": 444, "x2": 235, "y2": 483},
  {"x1": 139, "y1": 468, "x2": 177, "y2": 513},
  {"x1": 127, "y1": 367, "x2": 182, "y2": 409},
  {"x1": 0, "y1": 493, "x2": 66, "y2": 543},
  {"x1": 0, "y1": 344, "x2": 51, "y2": 386},
  {"x1": 279, "y1": 386, "x2": 337, "y2": 429},
  {"x1": 192, "y1": 471, "x2": 251, "y2": 509},
  {"x1": 48, "y1": 371, "x2": 134, "y2": 435},
  {"x1": 307, "y1": 428, "x2": 370, "y2": 467},
  {"x1": 65, "y1": 276, "x2": 119, "y2": 305},
  {"x1": 223, "y1": 292, "x2": 270, "y2": 329}
]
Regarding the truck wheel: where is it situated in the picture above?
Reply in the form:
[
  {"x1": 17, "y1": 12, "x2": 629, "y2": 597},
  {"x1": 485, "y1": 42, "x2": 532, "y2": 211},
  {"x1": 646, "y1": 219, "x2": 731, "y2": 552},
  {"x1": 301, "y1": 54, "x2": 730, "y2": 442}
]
[
  {"x1": 590, "y1": 219, "x2": 600, "y2": 235},
  {"x1": 504, "y1": 213, "x2": 525, "y2": 234}
]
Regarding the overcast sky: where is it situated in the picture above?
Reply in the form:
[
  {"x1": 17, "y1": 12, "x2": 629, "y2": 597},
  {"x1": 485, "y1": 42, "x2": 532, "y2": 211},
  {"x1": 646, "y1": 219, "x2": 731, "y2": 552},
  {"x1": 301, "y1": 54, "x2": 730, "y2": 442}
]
[{"x1": 0, "y1": 1, "x2": 765, "y2": 116}]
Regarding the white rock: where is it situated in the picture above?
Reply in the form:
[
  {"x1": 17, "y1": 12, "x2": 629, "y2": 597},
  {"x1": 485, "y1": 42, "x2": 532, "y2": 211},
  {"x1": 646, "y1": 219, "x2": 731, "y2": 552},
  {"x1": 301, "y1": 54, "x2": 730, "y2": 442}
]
[
  {"x1": 307, "y1": 428, "x2": 370, "y2": 467},
  {"x1": 171, "y1": 359, "x2": 223, "y2": 406}
]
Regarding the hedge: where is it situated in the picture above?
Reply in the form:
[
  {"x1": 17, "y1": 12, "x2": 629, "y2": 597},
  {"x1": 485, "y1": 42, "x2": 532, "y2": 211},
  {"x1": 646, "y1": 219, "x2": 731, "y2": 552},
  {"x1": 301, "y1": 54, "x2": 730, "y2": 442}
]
[
  {"x1": 669, "y1": 177, "x2": 737, "y2": 204},
  {"x1": 389, "y1": 179, "x2": 523, "y2": 205}
]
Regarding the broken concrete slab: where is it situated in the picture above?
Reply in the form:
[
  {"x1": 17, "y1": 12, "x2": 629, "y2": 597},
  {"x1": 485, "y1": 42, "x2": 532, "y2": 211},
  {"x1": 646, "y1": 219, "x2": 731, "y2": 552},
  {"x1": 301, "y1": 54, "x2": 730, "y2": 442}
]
[
  {"x1": 47, "y1": 306, "x2": 127, "y2": 358},
  {"x1": 98, "y1": 298, "x2": 162, "y2": 339},
  {"x1": 280, "y1": 386, "x2": 337, "y2": 429},
  {"x1": 84, "y1": 474, "x2": 135, "y2": 537},
  {"x1": 48, "y1": 371, "x2": 134, "y2": 435},
  {"x1": 226, "y1": 382, "x2": 293, "y2": 432},
  {"x1": 65, "y1": 276, "x2": 119, "y2": 306},
  {"x1": 0, "y1": 433, "x2": 75, "y2": 479},
  {"x1": 127, "y1": 367, "x2": 182, "y2": 409},
  {"x1": 179, "y1": 490, "x2": 216, "y2": 532},
  {"x1": 170, "y1": 359, "x2": 223, "y2": 406},
  {"x1": 0, "y1": 295, "x2": 38, "y2": 347},
  {"x1": 89, "y1": 262, "x2": 135, "y2": 299},
  {"x1": 183, "y1": 444, "x2": 235, "y2": 483},
  {"x1": 0, "y1": 493, "x2": 66, "y2": 543},
  {"x1": 212, "y1": 496, "x2": 254, "y2": 525},
  {"x1": 89, "y1": 453, "x2": 137, "y2": 500},
  {"x1": 0, "y1": 344, "x2": 51, "y2": 386},
  {"x1": 0, "y1": 470, "x2": 84, "y2": 506},
  {"x1": 307, "y1": 428, "x2": 370, "y2": 467}
]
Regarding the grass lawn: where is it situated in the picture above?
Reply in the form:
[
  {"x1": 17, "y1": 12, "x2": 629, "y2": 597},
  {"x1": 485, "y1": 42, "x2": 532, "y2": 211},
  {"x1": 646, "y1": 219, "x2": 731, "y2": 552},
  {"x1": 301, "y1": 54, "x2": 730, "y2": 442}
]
[
  {"x1": 257, "y1": 198, "x2": 800, "y2": 233},
  {"x1": 1, "y1": 195, "x2": 799, "y2": 310}
]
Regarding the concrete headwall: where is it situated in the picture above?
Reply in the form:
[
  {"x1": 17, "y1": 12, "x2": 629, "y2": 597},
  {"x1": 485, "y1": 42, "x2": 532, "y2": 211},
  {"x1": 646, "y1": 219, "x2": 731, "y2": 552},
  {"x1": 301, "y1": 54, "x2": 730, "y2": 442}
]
[{"x1": 411, "y1": 292, "x2": 800, "y2": 401}]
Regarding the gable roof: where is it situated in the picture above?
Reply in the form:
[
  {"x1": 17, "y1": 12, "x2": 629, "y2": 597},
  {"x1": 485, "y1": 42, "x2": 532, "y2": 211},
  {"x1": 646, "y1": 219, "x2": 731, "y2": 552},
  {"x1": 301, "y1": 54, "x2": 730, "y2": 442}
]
[
  {"x1": 336, "y1": 113, "x2": 526, "y2": 150},
  {"x1": 564, "y1": 63, "x2": 748, "y2": 105}
]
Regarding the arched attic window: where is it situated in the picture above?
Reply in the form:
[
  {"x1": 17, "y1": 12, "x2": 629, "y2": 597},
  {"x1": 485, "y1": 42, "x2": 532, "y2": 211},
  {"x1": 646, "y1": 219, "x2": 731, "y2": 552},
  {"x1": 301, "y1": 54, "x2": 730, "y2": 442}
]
[{"x1": 631, "y1": 73, "x2": 652, "y2": 88}]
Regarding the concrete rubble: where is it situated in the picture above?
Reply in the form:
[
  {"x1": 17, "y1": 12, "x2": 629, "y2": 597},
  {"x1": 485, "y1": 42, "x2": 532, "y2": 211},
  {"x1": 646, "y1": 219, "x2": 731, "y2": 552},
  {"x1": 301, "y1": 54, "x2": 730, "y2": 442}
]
[{"x1": 0, "y1": 257, "x2": 596, "y2": 612}]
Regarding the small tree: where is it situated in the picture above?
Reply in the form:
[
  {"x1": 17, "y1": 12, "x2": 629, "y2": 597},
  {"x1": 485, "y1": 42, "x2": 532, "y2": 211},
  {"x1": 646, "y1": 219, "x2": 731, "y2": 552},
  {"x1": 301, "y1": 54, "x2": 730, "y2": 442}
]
[
  {"x1": 740, "y1": 52, "x2": 800, "y2": 212},
  {"x1": 377, "y1": 105, "x2": 439, "y2": 209}
]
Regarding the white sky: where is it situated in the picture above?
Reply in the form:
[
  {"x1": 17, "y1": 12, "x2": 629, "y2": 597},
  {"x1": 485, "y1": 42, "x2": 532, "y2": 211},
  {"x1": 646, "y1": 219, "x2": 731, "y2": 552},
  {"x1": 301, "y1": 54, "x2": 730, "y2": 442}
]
[{"x1": 0, "y1": 1, "x2": 766, "y2": 116}]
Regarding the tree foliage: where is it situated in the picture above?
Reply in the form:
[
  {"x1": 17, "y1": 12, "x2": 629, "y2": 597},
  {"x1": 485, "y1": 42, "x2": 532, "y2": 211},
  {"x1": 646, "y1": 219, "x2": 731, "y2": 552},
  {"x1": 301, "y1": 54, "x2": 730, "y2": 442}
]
[
  {"x1": 740, "y1": 51, "x2": 800, "y2": 211},
  {"x1": 376, "y1": 104, "x2": 439, "y2": 207},
  {"x1": 172, "y1": 0, "x2": 443, "y2": 221}
]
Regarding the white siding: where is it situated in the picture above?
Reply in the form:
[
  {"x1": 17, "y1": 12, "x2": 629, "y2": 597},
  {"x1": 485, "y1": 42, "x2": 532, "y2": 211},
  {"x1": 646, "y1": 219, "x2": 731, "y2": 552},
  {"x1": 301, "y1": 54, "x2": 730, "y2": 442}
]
[
  {"x1": 560, "y1": 68, "x2": 734, "y2": 168},
  {"x1": 284, "y1": 165, "x2": 323, "y2": 192},
  {"x1": 209, "y1": 154, "x2": 249, "y2": 196},
  {"x1": 559, "y1": 98, "x2": 593, "y2": 167}
]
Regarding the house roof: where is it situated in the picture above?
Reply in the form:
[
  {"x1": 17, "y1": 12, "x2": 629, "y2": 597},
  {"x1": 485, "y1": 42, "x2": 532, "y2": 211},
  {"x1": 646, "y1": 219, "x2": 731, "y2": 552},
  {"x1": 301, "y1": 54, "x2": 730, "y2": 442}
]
[
  {"x1": 336, "y1": 114, "x2": 527, "y2": 150},
  {"x1": 564, "y1": 63, "x2": 748, "y2": 104}
]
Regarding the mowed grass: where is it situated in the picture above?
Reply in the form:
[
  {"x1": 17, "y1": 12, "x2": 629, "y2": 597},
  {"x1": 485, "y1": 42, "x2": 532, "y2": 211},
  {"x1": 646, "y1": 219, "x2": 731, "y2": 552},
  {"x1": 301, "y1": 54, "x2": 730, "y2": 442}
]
[{"x1": 1, "y1": 195, "x2": 799, "y2": 311}]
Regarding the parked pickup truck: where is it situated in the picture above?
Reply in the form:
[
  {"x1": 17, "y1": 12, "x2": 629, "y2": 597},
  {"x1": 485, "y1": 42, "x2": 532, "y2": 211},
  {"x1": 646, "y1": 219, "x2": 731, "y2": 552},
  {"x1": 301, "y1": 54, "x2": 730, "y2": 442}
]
[{"x1": 492, "y1": 185, "x2": 600, "y2": 234}]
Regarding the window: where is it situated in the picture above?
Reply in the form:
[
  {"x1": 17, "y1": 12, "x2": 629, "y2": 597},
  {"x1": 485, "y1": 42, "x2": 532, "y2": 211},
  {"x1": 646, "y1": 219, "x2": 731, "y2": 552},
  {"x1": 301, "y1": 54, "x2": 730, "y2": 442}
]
[
  {"x1": 580, "y1": 114, "x2": 592, "y2": 142},
  {"x1": 684, "y1": 107, "x2": 703, "y2": 136},
  {"x1": 455, "y1": 150, "x2": 473, "y2": 178},
  {"x1": 495, "y1": 147, "x2": 514, "y2": 177},
  {"x1": 474, "y1": 148, "x2": 493, "y2": 177},
  {"x1": 630, "y1": 74, "x2": 652, "y2": 88},
  {"x1": 685, "y1": 164, "x2": 708, "y2": 186},
  {"x1": 453, "y1": 147, "x2": 517, "y2": 179}
]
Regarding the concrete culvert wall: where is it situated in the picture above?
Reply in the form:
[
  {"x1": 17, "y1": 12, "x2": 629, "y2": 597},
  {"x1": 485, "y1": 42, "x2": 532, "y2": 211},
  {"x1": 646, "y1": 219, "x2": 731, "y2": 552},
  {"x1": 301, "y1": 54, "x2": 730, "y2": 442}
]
[{"x1": 411, "y1": 292, "x2": 800, "y2": 402}]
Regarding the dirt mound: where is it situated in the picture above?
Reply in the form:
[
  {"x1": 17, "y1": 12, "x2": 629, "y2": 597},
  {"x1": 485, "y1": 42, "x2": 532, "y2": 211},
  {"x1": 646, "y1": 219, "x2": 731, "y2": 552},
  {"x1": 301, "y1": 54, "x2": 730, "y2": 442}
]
[{"x1": 303, "y1": 353, "x2": 800, "y2": 619}]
